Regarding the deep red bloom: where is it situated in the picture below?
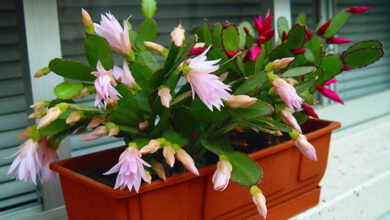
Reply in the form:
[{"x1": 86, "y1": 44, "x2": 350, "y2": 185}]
[
  {"x1": 282, "y1": 31, "x2": 288, "y2": 42},
  {"x1": 317, "y1": 20, "x2": 331, "y2": 36},
  {"x1": 254, "y1": 13, "x2": 273, "y2": 36},
  {"x1": 316, "y1": 79, "x2": 344, "y2": 104},
  {"x1": 226, "y1": 50, "x2": 237, "y2": 58},
  {"x1": 249, "y1": 45, "x2": 261, "y2": 61},
  {"x1": 254, "y1": 16, "x2": 263, "y2": 33},
  {"x1": 326, "y1": 37, "x2": 352, "y2": 44},
  {"x1": 343, "y1": 65, "x2": 354, "y2": 71},
  {"x1": 347, "y1": 6, "x2": 371, "y2": 14},
  {"x1": 302, "y1": 104, "x2": 319, "y2": 119},
  {"x1": 262, "y1": 29, "x2": 275, "y2": 41},
  {"x1": 292, "y1": 48, "x2": 306, "y2": 55},
  {"x1": 262, "y1": 12, "x2": 273, "y2": 32},
  {"x1": 188, "y1": 47, "x2": 206, "y2": 56},
  {"x1": 243, "y1": 26, "x2": 250, "y2": 35},
  {"x1": 257, "y1": 36, "x2": 266, "y2": 45},
  {"x1": 306, "y1": 26, "x2": 312, "y2": 39}
]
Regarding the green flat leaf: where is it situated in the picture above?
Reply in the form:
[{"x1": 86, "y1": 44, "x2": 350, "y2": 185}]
[
  {"x1": 135, "y1": 91, "x2": 152, "y2": 114},
  {"x1": 141, "y1": 0, "x2": 157, "y2": 19},
  {"x1": 130, "y1": 62, "x2": 153, "y2": 91},
  {"x1": 343, "y1": 40, "x2": 382, "y2": 54},
  {"x1": 295, "y1": 78, "x2": 315, "y2": 94},
  {"x1": 84, "y1": 34, "x2": 113, "y2": 70},
  {"x1": 294, "y1": 111, "x2": 309, "y2": 125},
  {"x1": 162, "y1": 129, "x2": 188, "y2": 146},
  {"x1": 201, "y1": 138, "x2": 233, "y2": 156},
  {"x1": 342, "y1": 48, "x2": 384, "y2": 68},
  {"x1": 222, "y1": 25, "x2": 239, "y2": 52},
  {"x1": 281, "y1": 66, "x2": 316, "y2": 77},
  {"x1": 277, "y1": 16, "x2": 289, "y2": 39},
  {"x1": 229, "y1": 101, "x2": 273, "y2": 119},
  {"x1": 304, "y1": 48, "x2": 315, "y2": 63},
  {"x1": 190, "y1": 98, "x2": 228, "y2": 122},
  {"x1": 172, "y1": 106, "x2": 196, "y2": 136},
  {"x1": 203, "y1": 19, "x2": 213, "y2": 46},
  {"x1": 317, "y1": 55, "x2": 343, "y2": 84},
  {"x1": 252, "y1": 117, "x2": 292, "y2": 132},
  {"x1": 295, "y1": 13, "x2": 307, "y2": 25},
  {"x1": 229, "y1": 152, "x2": 262, "y2": 187},
  {"x1": 269, "y1": 44, "x2": 293, "y2": 61},
  {"x1": 287, "y1": 24, "x2": 306, "y2": 49},
  {"x1": 38, "y1": 119, "x2": 67, "y2": 136},
  {"x1": 234, "y1": 71, "x2": 267, "y2": 95},
  {"x1": 171, "y1": 90, "x2": 191, "y2": 106},
  {"x1": 135, "y1": 19, "x2": 157, "y2": 51},
  {"x1": 192, "y1": 26, "x2": 204, "y2": 42},
  {"x1": 109, "y1": 84, "x2": 142, "y2": 126},
  {"x1": 303, "y1": 35, "x2": 324, "y2": 65},
  {"x1": 117, "y1": 125, "x2": 141, "y2": 135},
  {"x1": 68, "y1": 103, "x2": 101, "y2": 112},
  {"x1": 54, "y1": 82, "x2": 83, "y2": 99},
  {"x1": 323, "y1": 10, "x2": 350, "y2": 38},
  {"x1": 212, "y1": 23, "x2": 223, "y2": 47},
  {"x1": 49, "y1": 58, "x2": 95, "y2": 81},
  {"x1": 135, "y1": 50, "x2": 160, "y2": 70},
  {"x1": 238, "y1": 21, "x2": 255, "y2": 49}
]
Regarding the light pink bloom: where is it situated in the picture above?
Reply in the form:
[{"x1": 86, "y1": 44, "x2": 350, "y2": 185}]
[
  {"x1": 295, "y1": 134, "x2": 318, "y2": 161},
  {"x1": 92, "y1": 61, "x2": 121, "y2": 108},
  {"x1": 272, "y1": 77, "x2": 303, "y2": 110},
  {"x1": 252, "y1": 188, "x2": 267, "y2": 218},
  {"x1": 347, "y1": 6, "x2": 371, "y2": 14},
  {"x1": 280, "y1": 107, "x2": 302, "y2": 133},
  {"x1": 163, "y1": 145, "x2": 176, "y2": 167},
  {"x1": 80, "y1": 126, "x2": 108, "y2": 141},
  {"x1": 94, "y1": 12, "x2": 131, "y2": 56},
  {"x1": 171, "y1": 23, "x2": 185, "y2": 47},
  {"x1": 176, "y1": 148, "x2": 199, "y2": 175},
  {"x1": 7, "y1": 139, "x2": 41, "y2": 184},
  {"x1": 104, "y1": 146, "x2": 151, "y2": 192},
  {"x1": 212, "y1": 159, "x2": 232, "y2": 191},
  {"x1": 38, "y1": 138, "x2": 59, "y2": 183},
  {"x1": 113, "y1": 60, "x2": 136, "y2": 89},
  {"x1": 185, "y1": 47, "x2": 232, "y2": 111},
  {"x1": 316, "y1": 79, "x2": 344, "y2": 104}
]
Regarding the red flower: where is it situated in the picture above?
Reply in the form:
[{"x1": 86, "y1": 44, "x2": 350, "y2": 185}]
[
  {"x1": 226, "y1": 50, "x2": 237, "y2": 58},
  {"x1": 302, "y1": 104, "x2": 319, "y2": 119},
  {"x1": 343, "y1": 66, "x2": 354, "y2": 71},
  {"x1": 292, "y1": 48, "x2": 306, "y2": 55},
  {"x1": 347, "y1": 6, "x2": 371, "y2": 14},
  {"x1": 326, "y1": 37, "x2": 352, "y2": 44},
  {"x1": 315, "y1": 79, "x2": 344, "y2": 104},
  {"x1": 188, "y1": 47, "x2": 206, "y2": 56},
  {"x1": 317, "y1": 20, "x2": 331, "y2": 36},
  {"x1": 282, "y1": 31, "x2": 288, "y2": 42},
  {"x1": 243, "y1": 26, "x2": 250, "y2": 35},
  {"x1": 306, "y1": 26, "x2": 312, "y2": 39},
  {"x1": 249, "y1": 45, "x2": 261, "y2": 61}
]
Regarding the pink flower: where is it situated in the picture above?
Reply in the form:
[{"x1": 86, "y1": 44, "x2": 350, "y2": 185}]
[
  {"x1": 316, "y1": 79, "x2": 344, "y2": 104},
  {"x1": 7, "y1": 139, "x2": 41, "y2": 184},
  {"x1": 280, "y1": 107, "x2": 302, "y2": 133},
  {"x1": 113, "y1": 60, "x2": 136, "y2": 89},
  {"x1": 272, "y1": 77, "x2": 303, "y2": 110},
  {"x1": 317, "y1": 20, "x2": 331, "y2": 36},
  {"x1": 104, "y1": 146, "x2": 151, "y2": 192},
  {"x1": 212, "y1": 159, "x2": 232, "y2": 191},
  {"x1": 94, "y1": 12, "x2": 132, "y2": 56},
  {"x1": 347, "y1": 6, "x2": 371, "y2": 14},
  {"x1": 295, "y1": 134, "x2": 318, "y2": 161},
  {"x1": 249, "y1": 45, "x2": 261, "y2": 61},
  {"x1": 326, "y1": 37, "x2": 352, "y2": 44},
  {"x1": 302, "y1": 104, "x2": 319, "y2": 119},
  {"x1": 81, "y1": 126, "x2": 108, "y2": 141},
  {"x1": 38, "y1": 138, "x2": 59, "y2": 183},
  {"x1": 91, "y1": 61, "x2": 121, "y2": 108},
  {"x1": 185, "y1": 47, "x2": 232, "y2": 111}
]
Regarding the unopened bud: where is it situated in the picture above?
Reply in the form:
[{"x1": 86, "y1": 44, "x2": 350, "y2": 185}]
[
  {"x1": 158, "y1": 87, "x2": 172, "y2": 108},
  {"x1": 144, "y1": 169, "x2": 152, "y2": 184},
  {"x1": 87, "y1": 115, "x2": 104, "y2": 129},
  {"x1": 194, "y1": 42, "x2": 205, "y2": 48},
  {"x1": 218, "y1": 72, "x2": 228, "y2": 82},
  {"x1": 163, "y1": 145, "x2": 176, "y2": 167},
  {"x1": 30, "y1": 101, "x2": 49, "y2": 109},
  {"x1": 234, "y1": 124, "x2": 244, "y2": 133},
  {"x1": 271, "y1": 57, "x2": 295, "y2": 71},
  {"x1": 66, "y1": 111, "x2": 82, "y2": 125},
  {"x1": 28, "y1": 110, "x2": 46, "y2": 119},
  {"x1": 250, "y1": 186, "x2": 267, "y2": 218},
  {"x1": 108, "y1": 127, "x2": 119, "y2": 136},
  {"x1": 171, "y1": 23, "x2": 185, "y2": 47},
  {"x1": 286, "y1": 78, "x2": 299, "y2": 85},
  {"x1": 152, "y1": 162, "x2": 166, "y2": 181},
  {"x1": 176, "y1": 148, "x2": 199, "y2": 175},
  {"x1": 71, "y1": 85, "x2": 93, "y2": 99},
  {"x1": 140, "y1": 139, "x2": 161, "y2": 154},
  {"x1": 37, "y1": 106, "x2": 63, "y2": 129},
  {"x1": 18, "y1": 126, "x2": 33, "y2": 140},
  {"x1": 34, "y1": 67, "x2": 50, "y2": 78},
  {"x1": 144, "y1": 41, "x2": 168, "y2": 57},
  {"x1": 226, "y1": 95, "x2": 257, "y2": 108},
  {"x1": 81, "y1": 126, "x2": 107, "y2": 141},
  {"x1": 139, "y1": 120, "x2": 149, "y2": 131},
  {"x1": 81, "y1": 8, "x2": 94, "y2": 34}
]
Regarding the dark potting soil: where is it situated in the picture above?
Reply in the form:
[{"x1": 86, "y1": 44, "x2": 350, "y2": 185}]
[{"x1": 76, "y1": 123, "x2": 323, "y2": 188}]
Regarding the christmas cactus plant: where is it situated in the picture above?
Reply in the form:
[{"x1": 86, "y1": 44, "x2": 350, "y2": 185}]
[{"x1": 9, "y1": 0, "x2": 383, "y2": 218}]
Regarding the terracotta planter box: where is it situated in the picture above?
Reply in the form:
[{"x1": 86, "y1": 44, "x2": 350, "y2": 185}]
[{"x1": 50, "y1": 119, "x2": 340, "y2": 220}]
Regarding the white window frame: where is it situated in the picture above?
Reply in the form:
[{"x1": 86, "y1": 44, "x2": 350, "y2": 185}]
[{"x1": 2, "y1": 0, "x2": 389, "y2": 219}]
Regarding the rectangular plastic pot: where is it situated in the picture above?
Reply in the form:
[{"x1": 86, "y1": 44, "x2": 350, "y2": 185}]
[{"x1": 50, "y1": 119, "x2": 340, "y2": 220}]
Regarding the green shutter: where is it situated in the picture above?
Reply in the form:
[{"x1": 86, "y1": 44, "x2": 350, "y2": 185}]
[
  {"x1": 336, "y1": 0, "x2": 390, "y2": 100},
  {"x1": 0, "y1": 0, "x2": 38, "y2": 215},
  {"x1": 57, "y1": 0, "x2": 265, "y2": 155},
  {"x1": 291, "y1": 0, "x2": 319, "y2": 30}
]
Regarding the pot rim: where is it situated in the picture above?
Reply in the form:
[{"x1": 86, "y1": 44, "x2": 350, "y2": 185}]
[{"x1": 50, "y1": 118, "x2": 341, "y2": 199}]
